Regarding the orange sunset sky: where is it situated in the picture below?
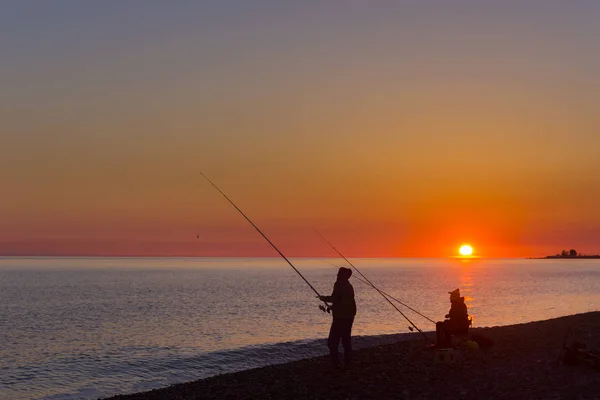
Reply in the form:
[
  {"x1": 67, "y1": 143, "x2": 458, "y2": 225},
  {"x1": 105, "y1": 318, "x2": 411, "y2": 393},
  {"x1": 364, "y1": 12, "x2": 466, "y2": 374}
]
[{"x1": 1, "y1": 2, "x2": 600, "y2": 258}]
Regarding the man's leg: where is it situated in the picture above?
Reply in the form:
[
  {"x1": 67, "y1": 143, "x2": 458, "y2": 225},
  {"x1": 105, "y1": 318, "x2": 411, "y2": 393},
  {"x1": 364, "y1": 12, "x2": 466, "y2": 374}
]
[
  {"x1": 436, "y1": 322, "x2": 446, "y2": 347},
  {"x1": 341, "y1": 317, "x2": 354, "y2": 366},
  {"x1": 442, "y1": 320, "x2": 453, "y2": 347},
  {"x1": 328, "y1": 319, "x2": 342, "y2": 367}
]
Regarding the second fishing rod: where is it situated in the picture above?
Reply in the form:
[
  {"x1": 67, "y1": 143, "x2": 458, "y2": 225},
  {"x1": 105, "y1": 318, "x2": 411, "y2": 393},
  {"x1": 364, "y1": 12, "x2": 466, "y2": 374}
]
[
  {"x1": 322, "y1": 260, "x2": 435, "y2": 325},
  {"x1": 315, "y1": 230, "x2": 432, "y2": 343}
]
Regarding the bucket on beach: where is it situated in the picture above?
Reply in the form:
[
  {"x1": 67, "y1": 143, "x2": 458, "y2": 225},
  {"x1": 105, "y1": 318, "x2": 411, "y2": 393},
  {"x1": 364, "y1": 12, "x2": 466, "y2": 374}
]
[
  {"x1": 434, "y1": 348, "x2": 455, "y2": 364},
  {"x1": 467, "y1": 340, "x2": 479, "y2": 350}
]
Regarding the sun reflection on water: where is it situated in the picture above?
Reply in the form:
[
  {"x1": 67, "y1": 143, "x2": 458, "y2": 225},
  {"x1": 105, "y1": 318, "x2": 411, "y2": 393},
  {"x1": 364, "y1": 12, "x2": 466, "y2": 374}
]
[{"x1": 459, "y1": 262, "x2": 476, "y2": 325}]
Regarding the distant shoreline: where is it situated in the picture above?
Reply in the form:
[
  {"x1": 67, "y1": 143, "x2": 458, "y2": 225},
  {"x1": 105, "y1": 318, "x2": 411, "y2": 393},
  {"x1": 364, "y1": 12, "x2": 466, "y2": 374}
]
[{"x1": 529, "y1": 255, "x2": 600, "y2": 259}]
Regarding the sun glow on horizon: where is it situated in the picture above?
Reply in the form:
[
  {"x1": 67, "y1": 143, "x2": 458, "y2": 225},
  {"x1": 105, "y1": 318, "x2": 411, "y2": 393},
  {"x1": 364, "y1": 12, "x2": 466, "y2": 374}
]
[{"x1": 459, "y1": 245, "x2": 474, "y2": 256}]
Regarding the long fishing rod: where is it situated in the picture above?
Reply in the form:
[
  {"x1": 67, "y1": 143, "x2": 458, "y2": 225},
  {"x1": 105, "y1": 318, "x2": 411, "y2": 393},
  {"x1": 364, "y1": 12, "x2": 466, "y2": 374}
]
[
  {"x1": 322, "y1": 260, "x2": 435, "y2": 325},
  {"x1": 201, "y1": 173, "x2": 330, "y2": 312},
  {"x1": 315, "y1": 230, "x2": 431, "y2": 342}
]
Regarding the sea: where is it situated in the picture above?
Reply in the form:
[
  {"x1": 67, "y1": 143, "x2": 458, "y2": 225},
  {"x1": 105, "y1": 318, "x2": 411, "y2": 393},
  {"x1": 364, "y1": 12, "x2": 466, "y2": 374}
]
[{"x1": 1, "y1": 257, "x2": 599, "y2": 400}]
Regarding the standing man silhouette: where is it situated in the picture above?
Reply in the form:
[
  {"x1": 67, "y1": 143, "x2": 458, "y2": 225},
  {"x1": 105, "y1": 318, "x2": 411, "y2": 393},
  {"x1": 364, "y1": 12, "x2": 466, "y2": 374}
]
[{"x1": 319, "y1": 267, "x2": 356, "y2": 368}]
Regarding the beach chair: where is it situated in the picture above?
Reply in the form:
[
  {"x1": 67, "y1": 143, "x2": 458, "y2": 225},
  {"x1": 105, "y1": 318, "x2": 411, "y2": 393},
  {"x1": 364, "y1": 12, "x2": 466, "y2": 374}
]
[
  {"x1": 450, "y1": 317, "x2": 473, "y2": 348},
  {"x1": 433, "y1": 318, "x2": 473, "y2": 364}
]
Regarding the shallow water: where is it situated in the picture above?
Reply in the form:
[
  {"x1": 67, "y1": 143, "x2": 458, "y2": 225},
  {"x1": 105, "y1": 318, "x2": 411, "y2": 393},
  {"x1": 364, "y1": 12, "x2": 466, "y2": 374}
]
[{"x1": 1, "y1": 257, "x2": 599, "y2": 399}]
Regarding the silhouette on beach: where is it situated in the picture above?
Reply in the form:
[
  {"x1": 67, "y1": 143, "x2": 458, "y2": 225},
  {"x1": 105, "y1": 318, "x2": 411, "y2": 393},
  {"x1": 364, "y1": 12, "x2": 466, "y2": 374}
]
[
  {"x1": 436, "y1": 288, "x2": 471, "y2": 348},
  {"x1": 318, "y1": 267, "x2": 357, "y2": 368}
]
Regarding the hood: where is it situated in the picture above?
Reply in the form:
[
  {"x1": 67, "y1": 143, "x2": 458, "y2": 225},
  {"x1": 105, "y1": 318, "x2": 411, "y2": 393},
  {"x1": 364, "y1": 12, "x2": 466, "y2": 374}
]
[{"x1": 336, "y1": 267, "x2": 352, "y2": 281}]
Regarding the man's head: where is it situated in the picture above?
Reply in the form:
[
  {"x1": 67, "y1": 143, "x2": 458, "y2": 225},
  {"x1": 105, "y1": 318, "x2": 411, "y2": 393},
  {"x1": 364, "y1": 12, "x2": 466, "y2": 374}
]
[
  {"x1": 337, "y1": 267, "x2": 352, "y2": 281},
  {"x1": 449, "y1": 288, "x2": 461, "y2": 301}
]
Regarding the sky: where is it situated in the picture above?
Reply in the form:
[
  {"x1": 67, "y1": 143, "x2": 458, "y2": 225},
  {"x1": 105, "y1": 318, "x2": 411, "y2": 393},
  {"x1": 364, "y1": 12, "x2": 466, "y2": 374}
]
[{"x1": 1, "y1": 1, "x2": 600, "y2": 258}]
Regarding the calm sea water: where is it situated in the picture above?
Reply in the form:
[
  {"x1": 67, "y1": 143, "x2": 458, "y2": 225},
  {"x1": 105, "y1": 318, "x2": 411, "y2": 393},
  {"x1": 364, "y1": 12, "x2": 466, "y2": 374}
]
[{"x1": 1, "y1": 257, "x2": 599, "y2": 400}]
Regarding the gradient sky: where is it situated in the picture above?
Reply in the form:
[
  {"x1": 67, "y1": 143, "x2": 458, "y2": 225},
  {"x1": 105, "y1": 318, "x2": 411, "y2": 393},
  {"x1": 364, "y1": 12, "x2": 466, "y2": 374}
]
[{"x1": 2, "y1": 1, "x2": 600, "y2": 257}]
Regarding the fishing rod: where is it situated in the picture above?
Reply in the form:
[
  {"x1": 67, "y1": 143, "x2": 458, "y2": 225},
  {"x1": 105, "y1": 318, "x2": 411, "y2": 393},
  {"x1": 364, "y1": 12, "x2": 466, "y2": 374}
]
[
  {"x1": 201, "y1": 173, "x2": 331, "y2": 313},
  {"x1": 315, "y1": 230, "x2": 432, "y2": 342},
  {"x1": 322, "y1": 260, "x2": 435, "y2": 325}
]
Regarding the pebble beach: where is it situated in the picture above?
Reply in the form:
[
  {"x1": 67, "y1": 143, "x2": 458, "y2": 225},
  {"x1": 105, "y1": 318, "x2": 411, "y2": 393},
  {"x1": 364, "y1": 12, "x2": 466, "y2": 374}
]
[{"x1": 104, "y1": 312, "x2": 600, "y2": 400}]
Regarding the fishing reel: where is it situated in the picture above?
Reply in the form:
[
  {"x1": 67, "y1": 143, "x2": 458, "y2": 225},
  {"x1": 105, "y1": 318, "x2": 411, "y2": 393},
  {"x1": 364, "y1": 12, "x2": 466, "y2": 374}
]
[{"x1": 319, "y1": 304, "x2": 331, "y2": 313}]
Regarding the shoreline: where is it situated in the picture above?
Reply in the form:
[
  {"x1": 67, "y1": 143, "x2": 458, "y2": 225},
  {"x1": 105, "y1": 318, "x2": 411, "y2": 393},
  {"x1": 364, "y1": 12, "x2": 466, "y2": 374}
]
[{"x1": 103, "y1": 312, "x2": 600, "y2": 400}]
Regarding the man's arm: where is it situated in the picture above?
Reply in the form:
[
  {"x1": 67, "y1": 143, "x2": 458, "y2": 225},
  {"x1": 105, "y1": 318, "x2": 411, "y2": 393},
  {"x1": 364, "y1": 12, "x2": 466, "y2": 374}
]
[{"x1": 319, "y1": 282, "x2": 339, "y2": 303}]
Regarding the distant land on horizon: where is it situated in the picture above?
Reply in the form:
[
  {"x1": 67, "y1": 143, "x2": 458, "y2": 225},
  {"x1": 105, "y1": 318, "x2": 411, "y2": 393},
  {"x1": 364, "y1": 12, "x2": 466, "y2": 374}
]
[
  {"x1": 529, "y1": 249, "x2": 600, "y2": 259},
  {"x1": 541, "y1": 255, "x2": 600, "y2": 259}
]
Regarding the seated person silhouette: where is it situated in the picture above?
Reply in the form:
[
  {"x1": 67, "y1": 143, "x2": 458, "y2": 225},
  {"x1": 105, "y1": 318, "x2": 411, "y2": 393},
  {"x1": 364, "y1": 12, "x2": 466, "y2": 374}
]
[{"x1": 436, "y1": 288, "x2": 470, "y2": 348}]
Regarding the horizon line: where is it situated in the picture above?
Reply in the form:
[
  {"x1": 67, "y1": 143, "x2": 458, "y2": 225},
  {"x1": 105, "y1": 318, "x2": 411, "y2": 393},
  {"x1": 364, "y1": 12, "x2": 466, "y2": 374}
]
[{"x1": 0, "y1": 254, "x2": 534, "y2": 259}]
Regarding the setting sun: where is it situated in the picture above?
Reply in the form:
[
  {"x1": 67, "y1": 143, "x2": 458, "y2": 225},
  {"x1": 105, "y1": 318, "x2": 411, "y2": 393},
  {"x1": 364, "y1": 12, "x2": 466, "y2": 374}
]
[{"x1": 459, "y1": 245, "x2": 474, "y2": 256}]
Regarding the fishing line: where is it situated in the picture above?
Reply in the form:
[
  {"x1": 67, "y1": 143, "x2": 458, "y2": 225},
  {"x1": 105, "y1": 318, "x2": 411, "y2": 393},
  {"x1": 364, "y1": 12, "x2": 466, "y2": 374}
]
[
  {"x1": 322, "y1": 260, "x2": 435, "y2": 325},
  {"x1": 201, "y1": 173, "x2": 330, "y2": 311},
  {"x1": 315, "y1": 230, "x2": 432, "y2": 342}
]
